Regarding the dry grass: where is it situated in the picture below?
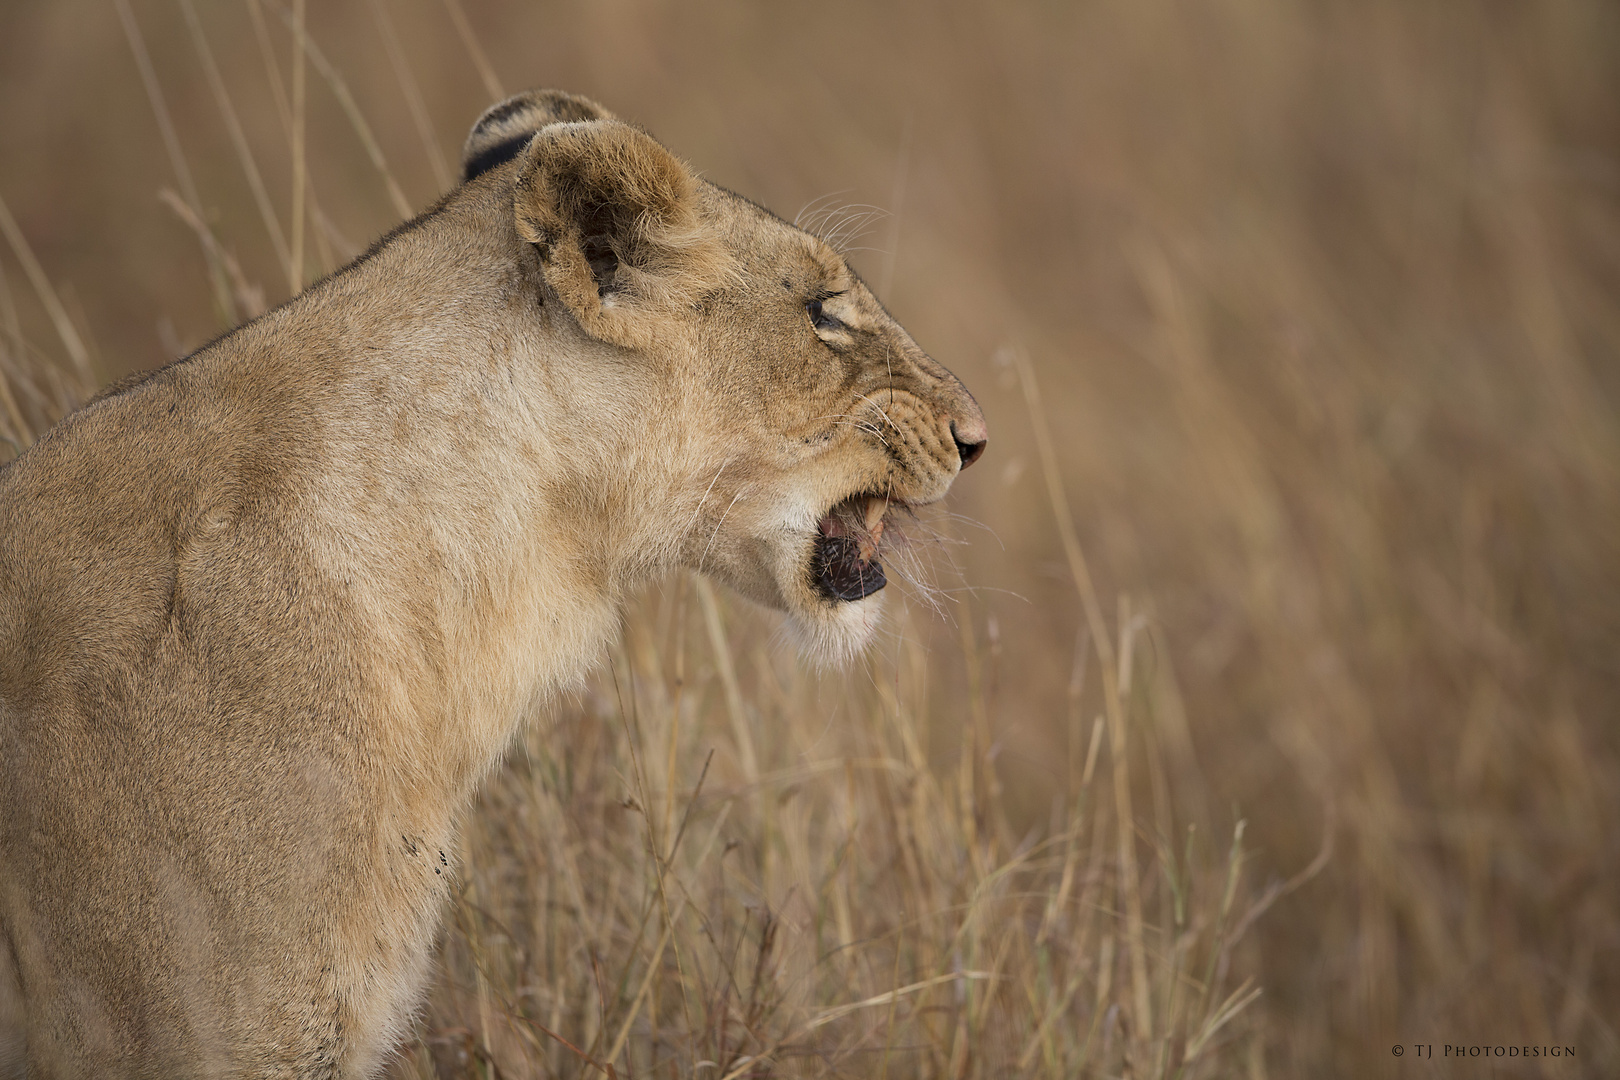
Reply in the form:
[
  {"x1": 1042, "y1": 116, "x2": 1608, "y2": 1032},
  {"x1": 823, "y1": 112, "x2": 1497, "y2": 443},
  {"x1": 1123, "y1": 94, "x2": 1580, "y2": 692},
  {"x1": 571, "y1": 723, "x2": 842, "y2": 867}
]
[
  {"x1": 3, "y1": 1, "x2": 1617, "y2": 1076},
  {"x1": 391, "y1": 575, "x2": 1270, "y2": 1078}
]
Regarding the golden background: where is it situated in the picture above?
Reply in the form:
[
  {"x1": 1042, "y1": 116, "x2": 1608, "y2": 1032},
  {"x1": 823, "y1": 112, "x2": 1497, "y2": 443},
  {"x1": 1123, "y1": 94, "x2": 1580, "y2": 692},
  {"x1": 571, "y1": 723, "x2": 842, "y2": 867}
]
[{"x1": 2, "y1": 2, "x2": 1617, "y2": 1076}]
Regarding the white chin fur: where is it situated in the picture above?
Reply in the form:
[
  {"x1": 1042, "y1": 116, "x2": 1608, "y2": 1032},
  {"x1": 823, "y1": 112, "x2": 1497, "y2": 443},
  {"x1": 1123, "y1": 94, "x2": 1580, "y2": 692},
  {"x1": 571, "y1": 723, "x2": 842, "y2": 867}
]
[
  {"x1": 782, "y1": 588, "x2": 887, "y2": 669},
  {"x1": 737, "y1": 505, "x2": 886, "y2": 668}
]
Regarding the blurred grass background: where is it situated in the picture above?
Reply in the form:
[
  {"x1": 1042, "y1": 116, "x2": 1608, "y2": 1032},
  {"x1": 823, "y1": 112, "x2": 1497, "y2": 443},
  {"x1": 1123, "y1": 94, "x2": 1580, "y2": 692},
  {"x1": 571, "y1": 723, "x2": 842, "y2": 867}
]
[{"x1": 3, "y1": 1, "x2": 1618, "y2": 1076}]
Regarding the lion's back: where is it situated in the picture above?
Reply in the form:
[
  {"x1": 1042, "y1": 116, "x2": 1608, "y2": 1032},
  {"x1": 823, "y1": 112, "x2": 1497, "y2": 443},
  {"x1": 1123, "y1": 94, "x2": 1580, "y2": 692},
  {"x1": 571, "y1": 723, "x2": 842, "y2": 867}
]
[{"x1": 0, "y1": 368, "x2": 379, "y2": 1074}]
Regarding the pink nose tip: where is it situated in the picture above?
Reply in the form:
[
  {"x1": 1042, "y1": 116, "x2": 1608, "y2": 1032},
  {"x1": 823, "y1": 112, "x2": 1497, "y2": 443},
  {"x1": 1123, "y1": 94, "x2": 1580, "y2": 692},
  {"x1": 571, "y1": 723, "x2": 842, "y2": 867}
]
[{"x1": 951, "y1": 416, "x2": 987, "y2": 469}]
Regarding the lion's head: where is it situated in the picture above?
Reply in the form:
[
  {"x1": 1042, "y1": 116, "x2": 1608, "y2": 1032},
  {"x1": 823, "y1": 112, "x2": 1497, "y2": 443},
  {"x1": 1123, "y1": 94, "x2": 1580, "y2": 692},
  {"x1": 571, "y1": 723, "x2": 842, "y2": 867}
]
[{"x1": 466, "y1": 90, "x2": 986, "y2": 662}]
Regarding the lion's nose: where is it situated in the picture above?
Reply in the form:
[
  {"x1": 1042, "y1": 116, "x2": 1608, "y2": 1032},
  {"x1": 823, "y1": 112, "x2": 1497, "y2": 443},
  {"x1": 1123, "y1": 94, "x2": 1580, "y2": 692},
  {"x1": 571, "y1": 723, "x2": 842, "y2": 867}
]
[{"x1": 950, "y1": 413, "x2": 987, "y2": 469}]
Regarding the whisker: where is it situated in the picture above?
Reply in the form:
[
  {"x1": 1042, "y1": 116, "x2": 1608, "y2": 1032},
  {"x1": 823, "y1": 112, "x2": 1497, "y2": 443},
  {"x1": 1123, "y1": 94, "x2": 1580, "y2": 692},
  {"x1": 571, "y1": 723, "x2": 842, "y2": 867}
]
[
  {"x1": 854, "y1": 392, "x2": 905, "y2": 437},
  {"x1": 811, "y1": 413, "x2": 893, "y2": 448},
  {"x1": 793, "y1": 190, "x2": 852, "y2": 231},
  {"x1": 803, "y1": 201, "x2": 892, "y2": 255},
  {"x1": 698, "y1": 488, "x2": 746, "y2": 573},
  {"x1": 681, "y1": 458, "x2": 730, "y2": 542}
]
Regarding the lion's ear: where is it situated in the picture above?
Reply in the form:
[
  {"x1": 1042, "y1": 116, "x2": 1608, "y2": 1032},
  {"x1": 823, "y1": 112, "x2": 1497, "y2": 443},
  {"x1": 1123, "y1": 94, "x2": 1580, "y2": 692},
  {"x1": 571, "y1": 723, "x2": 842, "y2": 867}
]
[
  {"x1": 462, "y1": 89, "x2": 614, "y2": 182},
  {"x1": 512, "y1": 119, "x2": 728, "y2": 349}
]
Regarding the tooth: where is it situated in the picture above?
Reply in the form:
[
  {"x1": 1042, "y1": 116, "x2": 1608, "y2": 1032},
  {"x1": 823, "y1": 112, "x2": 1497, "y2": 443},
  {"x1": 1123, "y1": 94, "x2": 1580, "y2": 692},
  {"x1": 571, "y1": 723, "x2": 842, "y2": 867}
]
[
  {"x1": 863, "y1": 496, "x2": 888, "y2": 534},
  {"x1": 857, "y1": 497, "x2": 888, "y2": 561}
]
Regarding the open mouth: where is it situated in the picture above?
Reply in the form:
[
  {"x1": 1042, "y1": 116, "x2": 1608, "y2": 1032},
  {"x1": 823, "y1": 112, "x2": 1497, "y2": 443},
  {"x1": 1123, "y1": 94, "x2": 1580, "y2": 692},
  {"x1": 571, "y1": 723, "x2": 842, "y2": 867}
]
[{"x1": 812, "y1": 494, "x2": 893, "y2": 602}]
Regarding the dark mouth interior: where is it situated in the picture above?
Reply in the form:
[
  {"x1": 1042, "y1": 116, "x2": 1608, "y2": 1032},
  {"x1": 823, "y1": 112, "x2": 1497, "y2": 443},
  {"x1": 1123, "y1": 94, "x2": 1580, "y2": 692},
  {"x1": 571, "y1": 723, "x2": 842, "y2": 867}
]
[{"x1": 812, "y1": 496, "x2": 888, "y2": 602}]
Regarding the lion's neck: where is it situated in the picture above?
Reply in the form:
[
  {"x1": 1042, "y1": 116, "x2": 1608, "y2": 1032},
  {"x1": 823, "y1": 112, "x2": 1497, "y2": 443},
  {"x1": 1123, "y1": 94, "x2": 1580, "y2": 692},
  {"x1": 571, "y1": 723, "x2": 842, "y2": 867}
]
[{"x1": 263, "y1": 242, "x2": 679, "y2": 812}]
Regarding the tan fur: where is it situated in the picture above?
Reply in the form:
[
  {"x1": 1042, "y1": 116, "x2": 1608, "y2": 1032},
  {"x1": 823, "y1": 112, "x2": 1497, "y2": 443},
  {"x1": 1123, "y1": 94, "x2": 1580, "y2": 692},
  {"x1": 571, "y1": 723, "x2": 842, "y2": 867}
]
[{"x1": 0, "y1": 91, "x2": 985, "y2": 1078}]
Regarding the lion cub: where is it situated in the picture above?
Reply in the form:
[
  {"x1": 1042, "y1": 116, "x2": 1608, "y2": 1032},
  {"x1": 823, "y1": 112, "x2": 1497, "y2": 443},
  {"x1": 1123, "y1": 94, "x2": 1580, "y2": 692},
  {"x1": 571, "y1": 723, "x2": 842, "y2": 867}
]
[{"x1": 0, "y1": 91, "x2": 984, "y2": 1078}]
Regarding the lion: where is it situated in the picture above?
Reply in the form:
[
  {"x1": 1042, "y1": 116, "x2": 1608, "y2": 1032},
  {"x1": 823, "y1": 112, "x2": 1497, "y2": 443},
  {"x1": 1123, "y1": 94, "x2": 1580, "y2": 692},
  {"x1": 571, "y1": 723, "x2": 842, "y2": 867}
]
[{"x1": 0, "y1": 90, "x2": 985, "y2": 1078}]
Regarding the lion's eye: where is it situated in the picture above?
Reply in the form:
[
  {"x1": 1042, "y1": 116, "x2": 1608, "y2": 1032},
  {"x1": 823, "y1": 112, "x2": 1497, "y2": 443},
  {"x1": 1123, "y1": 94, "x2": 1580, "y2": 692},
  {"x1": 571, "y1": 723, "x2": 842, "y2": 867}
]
[{"x1": 806, "y1": 297, "x2": 844, "y2": 333}]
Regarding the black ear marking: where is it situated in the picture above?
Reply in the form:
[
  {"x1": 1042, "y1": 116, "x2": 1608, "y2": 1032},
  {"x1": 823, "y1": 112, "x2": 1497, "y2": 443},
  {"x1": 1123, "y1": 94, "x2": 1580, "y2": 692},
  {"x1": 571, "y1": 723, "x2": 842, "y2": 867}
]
[
  {"x1": 462, "y1": 89, "x2": 615, "y2": 184},
  {"x1": 476, "y1": 96, "x2": 535, "y2": 130},
  {"x1": 463, "y1": 135, "x2": 534, "y2": 182}
]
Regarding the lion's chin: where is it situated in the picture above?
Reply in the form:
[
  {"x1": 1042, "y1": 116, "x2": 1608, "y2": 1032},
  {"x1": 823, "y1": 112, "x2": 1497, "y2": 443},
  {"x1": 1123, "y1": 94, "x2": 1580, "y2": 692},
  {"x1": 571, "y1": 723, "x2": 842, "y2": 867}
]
[
  {"x1": 703, "y1": 494, "x2": 900, "y2": 668},
  {"x1": 781, "y1": 586, "x2": 888, "y2": 669},
  {"x1": 779, "y1": 492, "x2": 910, "y2": 665}
]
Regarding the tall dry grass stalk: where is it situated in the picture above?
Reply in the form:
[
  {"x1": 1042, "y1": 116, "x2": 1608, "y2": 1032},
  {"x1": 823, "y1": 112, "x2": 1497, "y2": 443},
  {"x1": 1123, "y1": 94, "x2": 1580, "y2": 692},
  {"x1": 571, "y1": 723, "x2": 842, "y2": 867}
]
[
  {"x1": 2, "y1": 1, "x2": 1616, "y2": 1076},
  {"x1": 401, "y1": 574, "x2": 1269, "y2": 1079}
]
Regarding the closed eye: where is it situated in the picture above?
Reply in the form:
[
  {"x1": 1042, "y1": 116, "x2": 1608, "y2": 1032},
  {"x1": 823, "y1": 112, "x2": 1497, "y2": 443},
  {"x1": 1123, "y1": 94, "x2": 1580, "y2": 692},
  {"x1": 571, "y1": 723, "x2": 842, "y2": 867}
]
[{"x1": 806, "y1": 295, "x2": 846, "y2": 333}]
